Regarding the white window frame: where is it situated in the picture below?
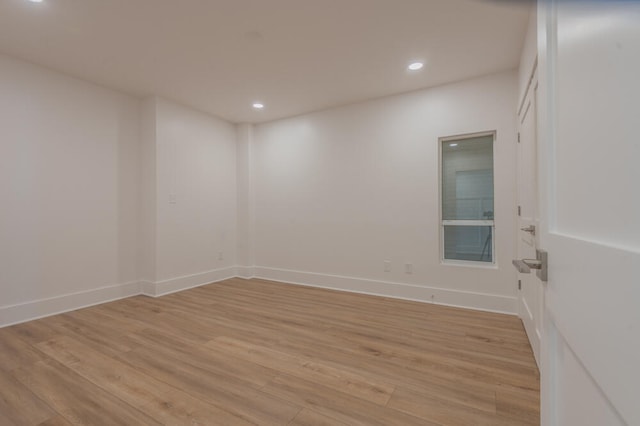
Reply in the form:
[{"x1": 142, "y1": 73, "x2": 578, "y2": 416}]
[{"x1": 439, "y1": 131, "x2": 497, "y2": 267}]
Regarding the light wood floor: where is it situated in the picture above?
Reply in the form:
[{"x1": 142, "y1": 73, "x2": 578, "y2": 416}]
[{"x1": 0, "y1": 278, "x2": 540, "y2": 425}]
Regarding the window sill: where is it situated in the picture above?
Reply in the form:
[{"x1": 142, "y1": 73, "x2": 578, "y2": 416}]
[{"x1": 440, "y1": 259, "x2": 498, "y2": 269}]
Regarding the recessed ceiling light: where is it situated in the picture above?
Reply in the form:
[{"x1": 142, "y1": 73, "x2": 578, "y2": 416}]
[
  {"x1": 28, "y1": 0, "x2": 44, "y2": 3},
  {"x1": 252, "y1": 103, "x2": 264, "y2": 109},
  {"x1": 408, "y1": 62, "x2": 424, "y2": 71},
  {"x1": 449, "y1": 143, "x2": 458, "y2": 147}
]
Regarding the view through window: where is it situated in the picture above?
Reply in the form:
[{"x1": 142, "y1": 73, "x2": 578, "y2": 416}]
[{"x1": 441, "y1": 133, "x2": 495, "y2": 263}]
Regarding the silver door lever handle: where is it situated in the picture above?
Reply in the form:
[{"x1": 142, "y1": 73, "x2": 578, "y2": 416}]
[
  {"x1": 520, "y1": 225, "x2": 536, "y2": 235},
  {"x1": 512, "y1": 259, "x2": 540, "y2": 273},
  {"x1": 512, "y1": 249, "x2": 548, "y2": 282},
  {"x1": 522, "y1": 259, "x2": 542, "y2": 269}
]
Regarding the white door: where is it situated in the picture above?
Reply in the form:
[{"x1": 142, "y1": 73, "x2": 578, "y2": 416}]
[
  {"x1": 516, "y1": 70, "x2": 542, "y2": 368},
  {"x1": 537, "y1": 1, "x2": 640, "y2": 425}
]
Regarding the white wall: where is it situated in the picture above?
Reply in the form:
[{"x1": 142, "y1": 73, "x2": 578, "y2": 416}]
[
  {"x1": 0, "y1": 53, "x2": 239, "y2": 324},
  {"x1": 139, "y1": 98, "x2": 157, "y2": 284},
  {"x1": 518, "y1": 6, "x2": 537, "y2": 106},
  {"x1": 143, "y1": 98, "x2": 238, "y2": 295},
  {"x1": 251, "y1": 71, "x2": 519, "y2": 313},
  {"x1": 236, "y1": 123, "x2": 255, "y2": 276},
  {"x1": 0, "y1": 53, "x2": 141, "y2": 324},
  {"x1": 0, "y1": 52, "x2": 520, "y2": 325}
]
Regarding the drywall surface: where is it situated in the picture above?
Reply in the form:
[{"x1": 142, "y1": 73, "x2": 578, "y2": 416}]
[
  {"x1": 236, "y1": 123, "x2": 255, "y2": 274},
  {"x1": 252, "y1": 71, "x2": 519, "y2": 312},
  {"x1": 0, "y1": 53, "x2": 239, "y2": 324},
  {"x1": 518, "y1": 7, "x2": 537, "y2": 107},
  {"x1": 139, "y1": 97, "x2": 157, "y2": 284},
  {"x1": 0, "y1": 51, "x2": 519, "y2": 324},
  {"x1": 0, "y1": 53, "x2": 141, "y2": 318},
  {"x1": 153, "y1": 98, "x2": 238, "y2": 287}
]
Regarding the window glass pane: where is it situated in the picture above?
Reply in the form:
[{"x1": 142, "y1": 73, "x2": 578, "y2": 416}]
[
  {"x1": 442, "y1": 135, "x2": 494, "y2": 220},
  {"x1": 443, "y1": 225, "x2": 493, "y2": 262}
]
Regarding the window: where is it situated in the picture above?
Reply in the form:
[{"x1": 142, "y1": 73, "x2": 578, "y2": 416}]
[{"x1": 440, "y1": 132, "x2": 495, "y2": 263}]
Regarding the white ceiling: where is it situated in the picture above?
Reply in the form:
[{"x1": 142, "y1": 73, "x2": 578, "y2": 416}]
[{"x1": 0, "y1": 0, "x2": 530, "y2": 123}]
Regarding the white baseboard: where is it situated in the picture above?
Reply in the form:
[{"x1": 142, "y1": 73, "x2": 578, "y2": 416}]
[
  {"x1": 142, "y1": 266, "x2": 237, "y2": 297},
  {"x1": 0, "y1": 281, "x2": 141, "y2": 328},
  {"x1": 253, "y1": 266, "x2": 517, "y2": 315},
  {"x1": 139, "y1": 280, "x2": 157, "y2": 297},
  {"x1": 235, "y1": 265, "x2": 255, "y2": 279},
  {"x1": 0, "y1": 265, "x2": 516, "y2": 328},
  {"x1": 0, "y1": 267, "x2": 237, "y2": 328}
]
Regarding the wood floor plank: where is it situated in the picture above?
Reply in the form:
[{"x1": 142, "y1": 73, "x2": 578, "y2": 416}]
[
  {"x1": 118, "y1": 346, "x2": 301, "y2": 425},
  {"x1": 288, "y1": 408, "x2": 351, "y2": 426},
  {"x1": 37, "y1": 416, "x2": 73, "y2": 426},
  {"x1": 324, "y1": 326, "x2": 539, "y2": 390},
  {"x1": 0, "y1": 327, "x2": 50, "y2": 372},
  {"x1": 12, "y1": 359, "x2": 161, "y2": 425},
  {"x1": 0, "y1": 278, "x2": 539, "y2": 425},
  {"x1": 144, "y1": 309, "x2": 222, "y2": 343},
  {"x1": 137, "y1": 388, "x2": 256, "y2": 426},
  {"x1": 192, "y1": 310, "x2": 521, "y2": 397},
  {"x1": 3, "y1": 319, "x2": 58, "y2": 345},
  {"x1": 0, "y1": 409, "x2": 16, "y2": 426},
  {"x1": 495, "y1": 384, "x2": 541, "y2": 425},
  {"x1": 125, "y1": 327, "x2": 279, "y2": 389},
  {"x1": 35, "y1": 335, "x2": 255, "y2": 425},
  {"x1": 387, "y1": 385, "x2": 517, "y2": 426},
  {"x1": 35, "y1": 335, "x2": 175, "y2": 406},
  {"x1": 262, "y1": 373, "x2": 437, "y2": 426},
  {"x1": 0, "y1": 368, "x2": 55, "y2": 425},
  {"x1": 205, "y1": 336, "x2": 396, "y2": 406}
]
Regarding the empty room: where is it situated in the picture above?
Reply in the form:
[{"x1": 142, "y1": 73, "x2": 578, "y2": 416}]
[{"x1": 0, "y1": 0, "x2": 638, "y2": 425}]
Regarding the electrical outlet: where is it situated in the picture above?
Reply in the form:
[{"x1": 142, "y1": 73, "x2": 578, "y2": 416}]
[
  {"x1": 404, "y1": 263, "x2": 413, "y2": 274},
  {"x1": 384, "y1": 261, "x2": 391, "y2": 272},
  {"x1": 169, "y1": 194, "x2": 177, "y2": 204},
  {"x1": 218, "y1": 251, "x2": 224, "y2": 261}
]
